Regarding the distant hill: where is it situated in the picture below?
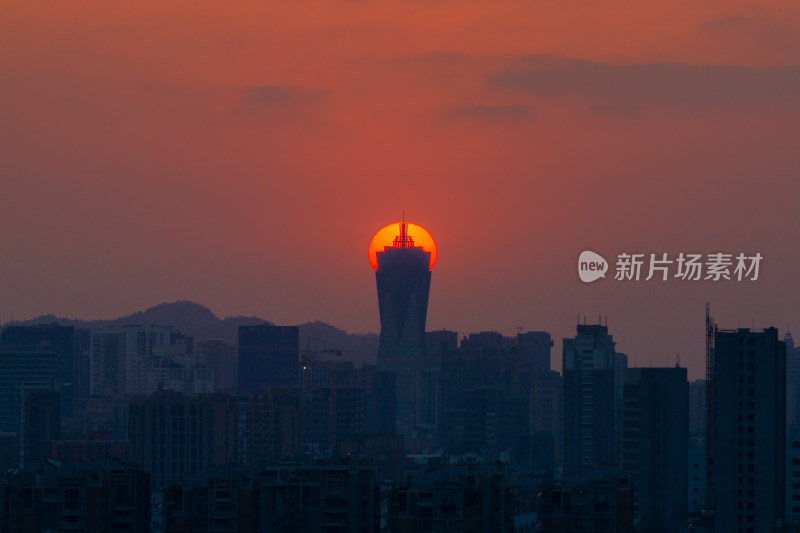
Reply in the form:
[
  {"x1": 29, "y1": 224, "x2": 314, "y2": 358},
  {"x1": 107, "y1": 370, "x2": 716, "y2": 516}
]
[
  {"x1": 113, "y1": 301, "x2": 269, "y2": 343},
  {"x1": 6, "y1": 301, "x2": 378, "y2": 364},
  {"x1": 298, "y1": 321, "x2": 378, "y2": 364}
]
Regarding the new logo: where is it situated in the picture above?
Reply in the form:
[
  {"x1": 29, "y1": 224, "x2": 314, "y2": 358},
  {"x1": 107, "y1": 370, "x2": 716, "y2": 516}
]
[{"x1": 578, "y1": 251, "x2": 608, "y2": 283}]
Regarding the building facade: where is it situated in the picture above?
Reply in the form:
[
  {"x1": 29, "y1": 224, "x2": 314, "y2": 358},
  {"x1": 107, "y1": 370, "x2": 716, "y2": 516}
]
[
  {"x1": 237, "y1": 325, "x2": 299, "y2": 395},
  {"x1": 562, "y1": 324, "x2": 616, "y2": 477},
  {"x1": 711, "y1": 327, "x2": 785, "y2": 533},
  {"x1": 129, "y1": 390, "x2": 238, "y2": 489},
  {"x1": 622, "y1": 367, "x2": 688, "y2": 533}
]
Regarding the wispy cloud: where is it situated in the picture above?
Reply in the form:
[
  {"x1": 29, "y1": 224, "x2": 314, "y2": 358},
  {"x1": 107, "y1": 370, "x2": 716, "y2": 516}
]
[
  {"x1": 446, "y1": 104, "x2": 533, "y2": 121},
  {"x1": 489, "y1": 57, "x2": 800, "y2": 107}
]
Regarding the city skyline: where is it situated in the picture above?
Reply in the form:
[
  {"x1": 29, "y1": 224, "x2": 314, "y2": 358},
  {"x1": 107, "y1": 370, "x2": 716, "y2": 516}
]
[{"x1": 3, "y1": 1, "x2": 800, "y2": 382}]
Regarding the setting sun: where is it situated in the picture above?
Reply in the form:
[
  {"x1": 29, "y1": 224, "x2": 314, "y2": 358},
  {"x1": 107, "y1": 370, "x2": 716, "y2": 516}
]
[{"x1": 368, "y1": 222, "x2": 437, "y2": 271}]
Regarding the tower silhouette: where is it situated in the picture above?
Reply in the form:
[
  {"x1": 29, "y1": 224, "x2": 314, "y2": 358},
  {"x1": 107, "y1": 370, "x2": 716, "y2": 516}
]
[
  {"x1": 375, "y1": 222, "x2": 432, "y2": 367},
  {"x1": 370, "y1": 220, "x2": 436, "y2": 430}
]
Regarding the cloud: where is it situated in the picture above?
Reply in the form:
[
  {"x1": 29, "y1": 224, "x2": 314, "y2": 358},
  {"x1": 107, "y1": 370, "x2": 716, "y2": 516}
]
[
  {"x1": 489, "y1": 57, "x2": 800, "y2": 107},
  {"x1": 240, "y1": 84, "x2": 330, "y2": 122},
  {"x1": 248, "y1": 85, "x2": 295, "y2": 104},
  {"x1": 588, "y1": 103, "x2": 642, "y2": 117},
  {"x1": 446, "y1": 104, "x2": 533, "y2": 121},
  {"x1": 702, "y1": 15, "x2": 756, "y2": 32},
  {"x1": 701, "y1": 12, "x2": 800, "y2": 55}
]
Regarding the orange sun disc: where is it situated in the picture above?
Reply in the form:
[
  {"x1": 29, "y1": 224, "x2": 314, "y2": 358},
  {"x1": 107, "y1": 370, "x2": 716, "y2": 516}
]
[{"x1": 368, "y1": 222, "x2": 437, "y2": 271}]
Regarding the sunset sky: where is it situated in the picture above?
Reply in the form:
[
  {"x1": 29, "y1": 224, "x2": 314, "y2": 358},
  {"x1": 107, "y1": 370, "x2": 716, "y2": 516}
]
[{"x1": 3, "y1": 1, "x2": 800, "y2": 378}]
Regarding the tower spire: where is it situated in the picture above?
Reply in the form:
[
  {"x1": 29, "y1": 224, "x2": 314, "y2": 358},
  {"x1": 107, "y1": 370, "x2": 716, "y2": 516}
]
[{"x1": 401, "y1": 212, "x2": 407, "y2": 248}]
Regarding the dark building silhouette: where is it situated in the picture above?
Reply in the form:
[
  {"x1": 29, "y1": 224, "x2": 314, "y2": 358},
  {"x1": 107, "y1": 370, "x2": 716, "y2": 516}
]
[
  {"x1": 22, "y1": 390, "x2": 60, "y2": 465},
  {"x1": 358, "y1": 365, "x2": 397, "y2": 435},
  {"x1": 530, "y1": 370, "x2": 563, "y2": 466},
  {"x1": 335, "y1": 433, "x2": 405, "y2": 485},
  {"x1": 301, "y1": 383, "x2": 366, "y2": 456},
  {"x1": 128, "y1": 390, "x2": 238, "y2": 489},
  {"x1": 562, "y1": 324, "x2": 616, "y2": 477},
  {"x1": 787, "y1": 425, "x2": 800, "y2": 525},
  {"x1": 517, "y1": 331, "x2": 553, "y2": 373},
  {"x1": 539, "y1": 466, "x2": 634, "y2": 533},
  {"x1": 164, "y1": 466, "x2": 257, "y2": 533},
  {"x1": 711, "y1": 327, "x2": 786, "y2": 533},
  {"x1": 247, "y1": 388, "x2": 301, "y2": 468},
  {"x1": 50, "y1": 430, "x2": 131, "y2": 464},
  {"x1": 199, "y1": 338, "x2": 237, "y2": 393},
  {"x1": 375, "y1": 222, "x2": 432, "y2": 368},
  {"x1": 89, "y1": 325, "x2": 173, "y2": 395},
  {"x1": 0, "y1": 351, "x2": 56, "y2": 444},
  {"x1": 68, "y1": 393, "x2": 129, "y2": 441},
  {"x1": 255, "y1": 461, "x2": 380, "y2": 532},
  {"x1": 237, "y1": 325, "x2": 299, "y2": 395},
  {"x1": 1, "y1": 324, "x2": 77, "y2": 416},
  {"x1": 374, "y1": 222, "x2": 434, "y2": 431},
  {"x1": 0, "y1": 457, "x2": 150, "y2": 533},
  {"x1": 623, "y1": 367, "x2": 688, "y2": 533},
  {"x1": 387, "y1": 461, "x2": 511, "y2": 532},
  {"x1": 425, "y1": 329, "x2": 457, "y2": 367}
]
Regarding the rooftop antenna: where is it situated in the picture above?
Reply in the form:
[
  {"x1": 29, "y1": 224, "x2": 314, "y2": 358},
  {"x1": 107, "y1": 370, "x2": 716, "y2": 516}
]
[
  {"x1": 394, "y1": 211, "x2": 412, "y2": 249},
  {"x1": 675, "y1": 353, "x2": 680, "y2": 368}
]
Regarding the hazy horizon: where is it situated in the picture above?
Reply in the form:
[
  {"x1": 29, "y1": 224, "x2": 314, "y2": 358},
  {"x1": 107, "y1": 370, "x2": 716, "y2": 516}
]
[{"x1": 3, "y1": 1, "x2": 799, "y2": 381}]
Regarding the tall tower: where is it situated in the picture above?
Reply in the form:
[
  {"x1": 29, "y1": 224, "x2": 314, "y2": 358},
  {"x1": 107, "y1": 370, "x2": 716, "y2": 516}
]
[
  {"x1": 711, "y1": 327, "x2": 785, "y2": 533},
  {"x1": 622, "y1": 367, "x2": 688, "y2": 533},
  {"x1": 369, "y1": 220, "x2": 437, "y2": 430},
  {"x1": 562, "y1": 323, "x2": 616, "y2": 477}
]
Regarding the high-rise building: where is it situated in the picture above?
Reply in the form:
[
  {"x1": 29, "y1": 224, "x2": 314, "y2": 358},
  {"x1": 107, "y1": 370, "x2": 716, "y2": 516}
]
[
  {"x1": 246, "y1": 388, "x2": 300, "y2": 468},
  {"x1": 518, "y1": 331, "x2": 554, "y2": 373},
  {"x1": 237, "y1": 325, "x2": 299, "y2": 395},
  {"x1": 530, "y1": 370, "x2": 563, "y2": 466},
  {"x1": 1, "y1": 324, "x2": 76, "y2": 415},
  {"x1": 89, "y1": 325, "x2": 173, "y2": 395},
  {"x1": 622, "y1": 367, "x2": 688, "y2": 533},
  {"x1": 369, "y1": 221, "x2": 437, "y2": 431},
  {"x1": 562, "y1": 324, "x2": 616, "y2": 477},
  {"x1": 128, "y1": 390, "x2": 238, "y2": 488},
  {"x1": 0, "y1": 351, "x2": 56, "y2": 440},
  {"x1": 711, "y1": 327, "x2": 785, "y2": 533},
  {"x1": 198, "y1": 339, "x2": 237, "y2": 394},
  {"x1": 786, "y1": 425, "x2": 800, "y2": 525},
  {"x1": 689, "y1": 379, "x2": 708, "y2": 437},
  {"x1": 786, "y1": 332, "x2": 800, "y2": 427},
  {"x1": 688, "y1": 379, "x2": 708, "y2": 517},
  {"x1": 23, "y1": 390, "x2": 60, "y2": 466}
]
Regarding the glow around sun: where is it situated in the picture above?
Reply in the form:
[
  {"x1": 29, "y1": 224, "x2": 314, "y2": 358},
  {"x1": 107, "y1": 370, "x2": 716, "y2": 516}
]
[{"x1": 368, "y1": 222, "x2": 437, "y2": 271}]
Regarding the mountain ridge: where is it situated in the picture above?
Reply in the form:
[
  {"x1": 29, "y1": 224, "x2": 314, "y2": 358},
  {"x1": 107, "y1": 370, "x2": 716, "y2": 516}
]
[{"x1": 5, "y1": 301, "x2": 378, "y2": 364}]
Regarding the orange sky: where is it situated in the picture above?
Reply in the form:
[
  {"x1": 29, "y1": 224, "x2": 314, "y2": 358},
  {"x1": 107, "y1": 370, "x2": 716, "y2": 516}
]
[{"x1": 2, "y1": 1, "x2": 800, "y2": 377}]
